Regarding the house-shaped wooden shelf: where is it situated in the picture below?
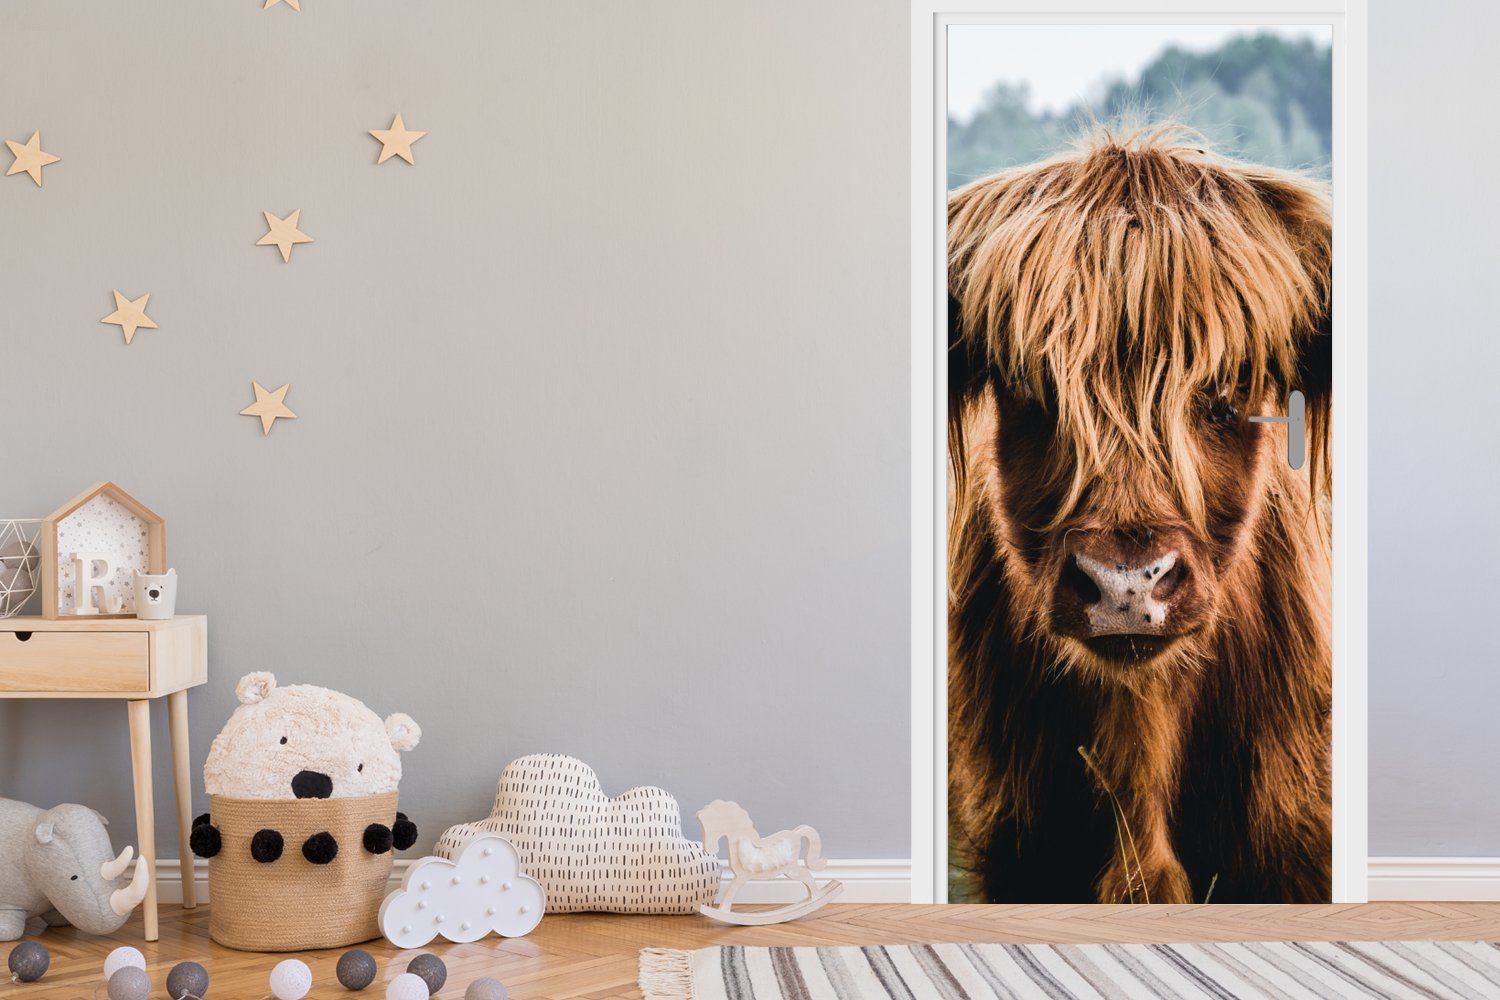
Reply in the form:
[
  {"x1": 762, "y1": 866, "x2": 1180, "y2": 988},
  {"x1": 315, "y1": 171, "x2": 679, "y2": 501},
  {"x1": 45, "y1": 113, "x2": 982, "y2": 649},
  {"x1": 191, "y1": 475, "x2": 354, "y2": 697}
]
[{"x1": 40, "y1": 482, "x2": 166, "y2": 620}]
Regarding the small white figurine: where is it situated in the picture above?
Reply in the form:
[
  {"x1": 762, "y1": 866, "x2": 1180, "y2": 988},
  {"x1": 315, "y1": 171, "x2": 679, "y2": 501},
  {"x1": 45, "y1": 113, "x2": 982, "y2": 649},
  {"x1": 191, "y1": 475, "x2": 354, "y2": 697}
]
[
  {"x1": 696, "y1": 800, "x2": 843, "y2": 925},
  {"x1": 132, "y1": 568, "x2": 177, "y2": 620}
]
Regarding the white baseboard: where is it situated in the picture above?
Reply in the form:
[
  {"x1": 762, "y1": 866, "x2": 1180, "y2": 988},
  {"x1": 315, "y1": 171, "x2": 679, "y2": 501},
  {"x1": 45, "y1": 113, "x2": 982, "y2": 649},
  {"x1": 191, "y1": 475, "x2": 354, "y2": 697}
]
[
  {"x1": 151, "y1": 857, "x2": 916, "y2": 906},
  {"x1": 150, "y1": 857, "x2": 1500, "y2": 906},
  {"x1": 1366, "y1": 858, "x2": 1500, "y2": 901}
]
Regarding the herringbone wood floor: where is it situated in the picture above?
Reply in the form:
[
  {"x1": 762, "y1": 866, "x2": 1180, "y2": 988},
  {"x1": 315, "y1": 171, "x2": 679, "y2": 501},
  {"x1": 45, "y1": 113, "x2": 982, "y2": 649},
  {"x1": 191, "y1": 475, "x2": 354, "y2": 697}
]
[{"x1": 6, "y1": 902, "x2": 1500, "y2": 998}]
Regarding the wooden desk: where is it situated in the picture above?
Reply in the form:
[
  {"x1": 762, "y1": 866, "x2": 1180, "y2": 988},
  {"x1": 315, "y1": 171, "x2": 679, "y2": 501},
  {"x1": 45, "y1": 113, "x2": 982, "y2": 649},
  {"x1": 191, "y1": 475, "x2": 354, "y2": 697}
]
[{"x1": 0, "y1": 615, "x2": 207, "y2": 942}]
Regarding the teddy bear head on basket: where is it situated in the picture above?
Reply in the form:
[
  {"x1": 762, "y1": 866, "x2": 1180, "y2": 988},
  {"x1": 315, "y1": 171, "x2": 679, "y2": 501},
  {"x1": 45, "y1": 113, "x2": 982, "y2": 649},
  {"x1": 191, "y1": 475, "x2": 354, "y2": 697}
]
[{"x1": 190, "y1": 671, "x2": 422, "y2": 951}]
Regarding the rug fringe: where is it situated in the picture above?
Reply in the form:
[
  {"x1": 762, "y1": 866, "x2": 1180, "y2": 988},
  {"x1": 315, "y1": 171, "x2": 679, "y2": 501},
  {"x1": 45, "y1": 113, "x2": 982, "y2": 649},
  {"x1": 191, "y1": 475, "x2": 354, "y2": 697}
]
[{"x1": 639, "y1": 948, "x2": 696, "y2": 1000}]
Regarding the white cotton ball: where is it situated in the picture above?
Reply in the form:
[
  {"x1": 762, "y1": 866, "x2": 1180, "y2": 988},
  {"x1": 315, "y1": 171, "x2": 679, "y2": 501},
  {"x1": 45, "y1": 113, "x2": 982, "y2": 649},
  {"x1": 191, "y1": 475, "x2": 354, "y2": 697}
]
[
  {"x1": 103, "y1": 946, "x2": 146, "y2": 981},
  {"x1": 269, "y1": 958, "x2": 313, "y2": 1000},
  {"x1": 387, "y1": 972, "x2": 431, "y2": 1000}
]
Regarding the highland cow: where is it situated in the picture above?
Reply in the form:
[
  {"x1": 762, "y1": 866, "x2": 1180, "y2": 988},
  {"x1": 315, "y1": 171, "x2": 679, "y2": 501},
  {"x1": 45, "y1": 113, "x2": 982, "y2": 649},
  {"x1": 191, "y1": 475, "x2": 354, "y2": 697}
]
[{"x1": 947, "y1": 128, "x2": 1332, "y2": 904}]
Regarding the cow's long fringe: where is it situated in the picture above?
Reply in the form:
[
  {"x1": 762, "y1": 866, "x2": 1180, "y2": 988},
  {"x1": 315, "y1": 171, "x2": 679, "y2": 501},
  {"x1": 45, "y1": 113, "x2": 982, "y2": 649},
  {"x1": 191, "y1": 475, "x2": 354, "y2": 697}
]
[{"x1": 948, "y1": 124, "x2": 1332, "y2": 533}]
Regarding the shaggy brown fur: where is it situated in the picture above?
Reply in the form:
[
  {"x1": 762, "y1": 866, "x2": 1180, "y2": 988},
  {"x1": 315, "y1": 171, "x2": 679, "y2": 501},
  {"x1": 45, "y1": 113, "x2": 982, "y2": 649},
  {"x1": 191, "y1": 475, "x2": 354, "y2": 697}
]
[{"x1": 947, "y1": 127, "x2": 1332, "y2": 904}]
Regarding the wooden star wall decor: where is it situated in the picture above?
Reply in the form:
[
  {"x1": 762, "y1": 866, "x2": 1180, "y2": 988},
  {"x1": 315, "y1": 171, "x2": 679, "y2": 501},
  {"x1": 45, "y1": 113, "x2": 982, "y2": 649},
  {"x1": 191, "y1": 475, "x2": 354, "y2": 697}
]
[
  {"x1": 5, "y1": 131, "x2": 60, "y2": 187},
  {"x1": 257, "y1": 209, "x2": 313, "y2": 262},
  {"x1": 370, "y1": 113, "x2": 427, "y2": 165},
  {"x1": 263, "y1": 0, "x2": 301, "y2": 10},
  {"x1": 101, "y1": 290, "x2": 158, "y2": 345},
  {"x1": 240, "y1": 381, "x2": 297, "y2": 435}
]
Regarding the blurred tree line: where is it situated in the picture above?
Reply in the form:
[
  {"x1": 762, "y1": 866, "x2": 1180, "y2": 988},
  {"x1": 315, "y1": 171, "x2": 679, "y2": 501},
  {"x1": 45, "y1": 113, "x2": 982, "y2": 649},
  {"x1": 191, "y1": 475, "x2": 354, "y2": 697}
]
[{"x1": 948, "y1": 33, "x2": 1332, "y2": 189}]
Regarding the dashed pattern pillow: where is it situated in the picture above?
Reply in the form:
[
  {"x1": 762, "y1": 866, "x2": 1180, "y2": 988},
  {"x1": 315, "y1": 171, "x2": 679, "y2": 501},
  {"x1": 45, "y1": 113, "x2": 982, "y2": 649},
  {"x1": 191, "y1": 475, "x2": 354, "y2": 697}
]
[{"x1": 436, "y1": 754, "x2": 720, "y2": 914}]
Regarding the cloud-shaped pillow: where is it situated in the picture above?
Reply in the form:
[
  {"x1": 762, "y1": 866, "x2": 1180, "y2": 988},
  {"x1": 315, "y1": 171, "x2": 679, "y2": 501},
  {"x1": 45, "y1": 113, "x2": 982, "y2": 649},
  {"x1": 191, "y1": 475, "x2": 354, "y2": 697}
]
[
  {"x1": 436, "y1": 754, "x2": 720, "y2": 914},
  {"x1": 379, "y1": 835, "x2": 544, "y2": 948}
]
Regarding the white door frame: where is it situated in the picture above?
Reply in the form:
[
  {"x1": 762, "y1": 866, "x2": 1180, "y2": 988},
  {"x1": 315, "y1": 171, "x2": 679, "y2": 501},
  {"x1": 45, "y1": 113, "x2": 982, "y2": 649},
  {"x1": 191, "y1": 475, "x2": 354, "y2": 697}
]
[{"x1": 909, "y1": 0, "x2": 1368, "y2": 904}]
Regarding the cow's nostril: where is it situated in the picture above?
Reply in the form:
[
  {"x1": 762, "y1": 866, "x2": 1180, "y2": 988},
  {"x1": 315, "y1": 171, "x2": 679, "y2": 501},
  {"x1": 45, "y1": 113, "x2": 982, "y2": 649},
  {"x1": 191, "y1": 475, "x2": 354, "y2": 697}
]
[
  {"x1": 291, "y1": 770, "x2": 333, "y2": 799},
  {"x1": 1059, "y1": 557, "x2": 1102, "y2": 606},
  {"x1": 1151, "y1": 561, "x2": 1186, "y2": 601}
]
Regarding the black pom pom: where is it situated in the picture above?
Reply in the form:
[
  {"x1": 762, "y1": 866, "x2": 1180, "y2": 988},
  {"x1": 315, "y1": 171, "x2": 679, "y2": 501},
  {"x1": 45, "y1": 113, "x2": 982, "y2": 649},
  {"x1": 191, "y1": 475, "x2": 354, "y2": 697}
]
[
  {"x1": 189, "y1": 823, "x2": 221, "y2": 859},
  {"x1": 396, "y1": 811, "x2": 408, "y2": 821},
  {"x1": 363, "y1": 823, "x2": 394, "y2": 854},
  {"x1": 391, "y1": 817, "x2": 418, "y2": 851},
  {"x1": 250, "y1": 828, "x2": 284, "y2": 863},
  {"x1": 303, "y1": 831, "x2": 339, "y2": 864},
  {"x1": 192, "y1": 812, "x2": 212, "y2": 829}
]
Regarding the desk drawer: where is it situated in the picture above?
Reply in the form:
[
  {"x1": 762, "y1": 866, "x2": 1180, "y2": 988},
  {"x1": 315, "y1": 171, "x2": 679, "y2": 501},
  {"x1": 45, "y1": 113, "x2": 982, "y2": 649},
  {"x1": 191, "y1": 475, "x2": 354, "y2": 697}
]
[{"x1": 0, "y1": 630, "x2": 150, "y2": 692}]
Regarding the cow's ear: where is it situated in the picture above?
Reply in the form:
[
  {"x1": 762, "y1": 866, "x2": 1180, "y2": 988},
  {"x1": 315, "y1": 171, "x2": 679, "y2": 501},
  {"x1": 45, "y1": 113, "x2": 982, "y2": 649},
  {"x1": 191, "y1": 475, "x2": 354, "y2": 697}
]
[
  {"x1": 1247, "y1": 168, "x2": 1333, "y2": 495},
  {"x1": 948, "y1": 293, "x2": 989, "y2": 493},
  {"x1": 1286, "y1": 204, "x2": 1332, "y2": 499},
  {"x1": 34, "y1": 821, "x2": 55, "y2": 845},
  {"x1": 1296, "y1": 321, "x2": 1332, "y2": 497}
]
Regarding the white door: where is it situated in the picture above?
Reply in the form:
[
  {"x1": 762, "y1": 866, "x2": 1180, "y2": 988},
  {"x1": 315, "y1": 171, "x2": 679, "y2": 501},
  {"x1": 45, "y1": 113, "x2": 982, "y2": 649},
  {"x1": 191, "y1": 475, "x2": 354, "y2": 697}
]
[{"x1": 910, "y1": 0, "x2": 1367, "y2": 905}]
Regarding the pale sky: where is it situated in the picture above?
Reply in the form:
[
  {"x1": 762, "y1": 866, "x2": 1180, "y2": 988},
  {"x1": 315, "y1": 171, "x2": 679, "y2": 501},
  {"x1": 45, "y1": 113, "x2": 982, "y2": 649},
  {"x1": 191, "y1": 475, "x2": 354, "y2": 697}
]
[{"x1": 947, "y1": 24, "x2": 1333, "y2": 123}]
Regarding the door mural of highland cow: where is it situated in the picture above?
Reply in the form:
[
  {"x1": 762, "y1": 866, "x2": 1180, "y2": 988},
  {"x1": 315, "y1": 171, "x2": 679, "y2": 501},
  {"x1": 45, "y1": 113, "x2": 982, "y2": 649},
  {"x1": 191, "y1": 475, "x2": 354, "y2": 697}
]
[{"x1": 944, "y1": 25, "x2": 1335, "y2": 904}]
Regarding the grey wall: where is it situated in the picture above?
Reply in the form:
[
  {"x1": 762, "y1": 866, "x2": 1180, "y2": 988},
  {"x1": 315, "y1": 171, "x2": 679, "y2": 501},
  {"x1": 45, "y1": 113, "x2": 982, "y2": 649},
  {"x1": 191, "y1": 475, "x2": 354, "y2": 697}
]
[
  {"x1": 0, "y1": 0, "x2": 911, "y2": 860},
  {"x1": 1, "y1": 0, "x2": 1489, "y2": 866},
  {"x1": 1366, "y1": 1, "x2": 1498, "y2": 856}
]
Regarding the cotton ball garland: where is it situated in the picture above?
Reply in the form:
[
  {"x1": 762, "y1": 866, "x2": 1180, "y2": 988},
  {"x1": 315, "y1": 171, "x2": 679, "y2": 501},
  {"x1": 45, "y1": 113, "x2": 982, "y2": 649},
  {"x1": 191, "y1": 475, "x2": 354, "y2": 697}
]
[
  {"x1": 268, "y1": 959, "x2": 312, "y2": 1000},
  {"x1": 386, "y1": 972, "x2": 431, "y2": 1000},
  {"x1": 7, "y1": 941, "x2": 50, "y2": 983},
  {"x1": 167, "y1": 960, "x2": 210, "y2": 999},
  {"x1": 107, "y1": 966, "x2": 153, "y2": 1000},
  {"x1": 407, "y1": 953, "x2": 447, "y2": 994},
  {"x1": 337, "y1": 949, "x2": 378, "y2": 991},
  {"x1": 465, "y1": 976, "x2": 509, "y2": 1000},
  {"x1": 104, "y1": 947, "x2": 147, "y2": 980}
]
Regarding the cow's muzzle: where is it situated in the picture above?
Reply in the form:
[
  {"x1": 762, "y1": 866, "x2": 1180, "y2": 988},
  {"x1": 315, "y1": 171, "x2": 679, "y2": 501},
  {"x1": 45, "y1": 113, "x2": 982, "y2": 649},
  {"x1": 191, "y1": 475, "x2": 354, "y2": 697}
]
[{"x1": 1052, "y1": 530, "x2": 1204, "y2": 660}]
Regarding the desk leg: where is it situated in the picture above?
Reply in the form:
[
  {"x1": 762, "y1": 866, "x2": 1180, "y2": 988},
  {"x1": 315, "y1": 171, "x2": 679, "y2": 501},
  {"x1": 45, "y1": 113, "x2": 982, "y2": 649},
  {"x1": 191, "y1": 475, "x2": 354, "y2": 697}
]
[
  {"x1": 167, "y1": 689, "x2": 197, "y2": 910},
  {"x1": 127, "y1": 699, "x2": 159, "y2": 942}
]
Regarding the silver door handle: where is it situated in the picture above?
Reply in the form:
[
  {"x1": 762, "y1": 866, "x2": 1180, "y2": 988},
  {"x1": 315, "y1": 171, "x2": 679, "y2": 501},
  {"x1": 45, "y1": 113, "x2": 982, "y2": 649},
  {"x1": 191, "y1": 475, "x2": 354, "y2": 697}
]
[{"x1": 1249, "y1": 390, "x2": 1306, "y2": 470}]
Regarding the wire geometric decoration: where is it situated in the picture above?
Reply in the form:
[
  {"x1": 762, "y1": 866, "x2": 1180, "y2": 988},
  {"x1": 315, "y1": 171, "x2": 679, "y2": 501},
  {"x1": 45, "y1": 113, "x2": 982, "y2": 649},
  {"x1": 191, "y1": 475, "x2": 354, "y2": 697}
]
[{"x1": 0, "y1": 518, "x2": 43, "y2": 618}]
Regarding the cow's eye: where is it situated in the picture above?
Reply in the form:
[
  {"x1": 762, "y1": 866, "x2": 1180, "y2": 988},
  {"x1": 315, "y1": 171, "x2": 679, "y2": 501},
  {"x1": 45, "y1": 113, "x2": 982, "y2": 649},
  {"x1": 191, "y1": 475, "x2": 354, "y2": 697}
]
[
  {"x1": 1000, "y1": 375, "x2": 1052, "y2": 413},
  {"x1": 1207, "y1": 398, "x2": 1240, "y2": 425},
  {"x1": 279, "y1": 736, "x2": 288, "y2": 745},
  {"x1": 70, "y1": 874, "x2": 78, "y2": 881},
  {"x1": 357, "y1": 763, "x2": 364, "y2": 773}
]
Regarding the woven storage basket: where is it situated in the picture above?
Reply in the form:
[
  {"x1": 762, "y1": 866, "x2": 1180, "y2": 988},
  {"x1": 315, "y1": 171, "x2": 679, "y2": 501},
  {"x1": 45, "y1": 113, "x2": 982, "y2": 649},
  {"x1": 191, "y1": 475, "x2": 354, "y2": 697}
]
[{"x1": 207, "y1": 791, "x2": 399, "y2": 951}]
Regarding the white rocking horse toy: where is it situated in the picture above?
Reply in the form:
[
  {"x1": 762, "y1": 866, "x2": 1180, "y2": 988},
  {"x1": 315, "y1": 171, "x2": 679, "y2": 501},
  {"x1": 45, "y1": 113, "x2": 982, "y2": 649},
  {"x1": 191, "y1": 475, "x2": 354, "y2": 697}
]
[{"x1": 696, "y1": 800, "x2": 843, "y2": 925}]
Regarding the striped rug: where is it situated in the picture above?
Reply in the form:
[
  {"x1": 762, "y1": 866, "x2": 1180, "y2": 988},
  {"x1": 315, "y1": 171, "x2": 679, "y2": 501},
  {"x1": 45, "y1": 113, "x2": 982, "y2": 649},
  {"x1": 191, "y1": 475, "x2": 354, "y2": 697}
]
[{"x1": 639, "y1": 940, "x2": 1500, "y2": 999}]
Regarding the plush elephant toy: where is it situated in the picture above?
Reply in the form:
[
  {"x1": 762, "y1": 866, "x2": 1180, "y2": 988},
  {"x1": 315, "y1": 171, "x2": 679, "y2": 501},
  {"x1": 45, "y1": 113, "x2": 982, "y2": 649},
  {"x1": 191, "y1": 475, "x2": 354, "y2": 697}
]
[{"x1": 0, "y1": 798, "x2": 150, "y2": 941}]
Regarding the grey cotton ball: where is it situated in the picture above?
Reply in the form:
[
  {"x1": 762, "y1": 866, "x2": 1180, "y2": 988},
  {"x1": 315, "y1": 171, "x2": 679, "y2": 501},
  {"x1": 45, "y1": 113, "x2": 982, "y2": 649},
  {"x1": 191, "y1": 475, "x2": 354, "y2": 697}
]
[
  {"x1": 7, "y1": 941, "x2": 50, "y2": 983},
  {"x1": 0, "y1": 537, "x2": 39, "y2": 577},
  {"x1": 108, "y1": 966, "x2": 153, "y2": 1000},
  {"x1": 407, "y1": 953, "x2": 447, "y2": 994},
  {"x1": 0, "y1": 537, "x2": 37, "y2": 600},
  {"x1": 167, "y1": 961, "x2": 209, "y2": 999},
  {"x1": 465, "y1": 977, "x2": 508, "y2": 1000},
  {"x1": 337, "y1": 949, "x2": 378, "y2": 991}
]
